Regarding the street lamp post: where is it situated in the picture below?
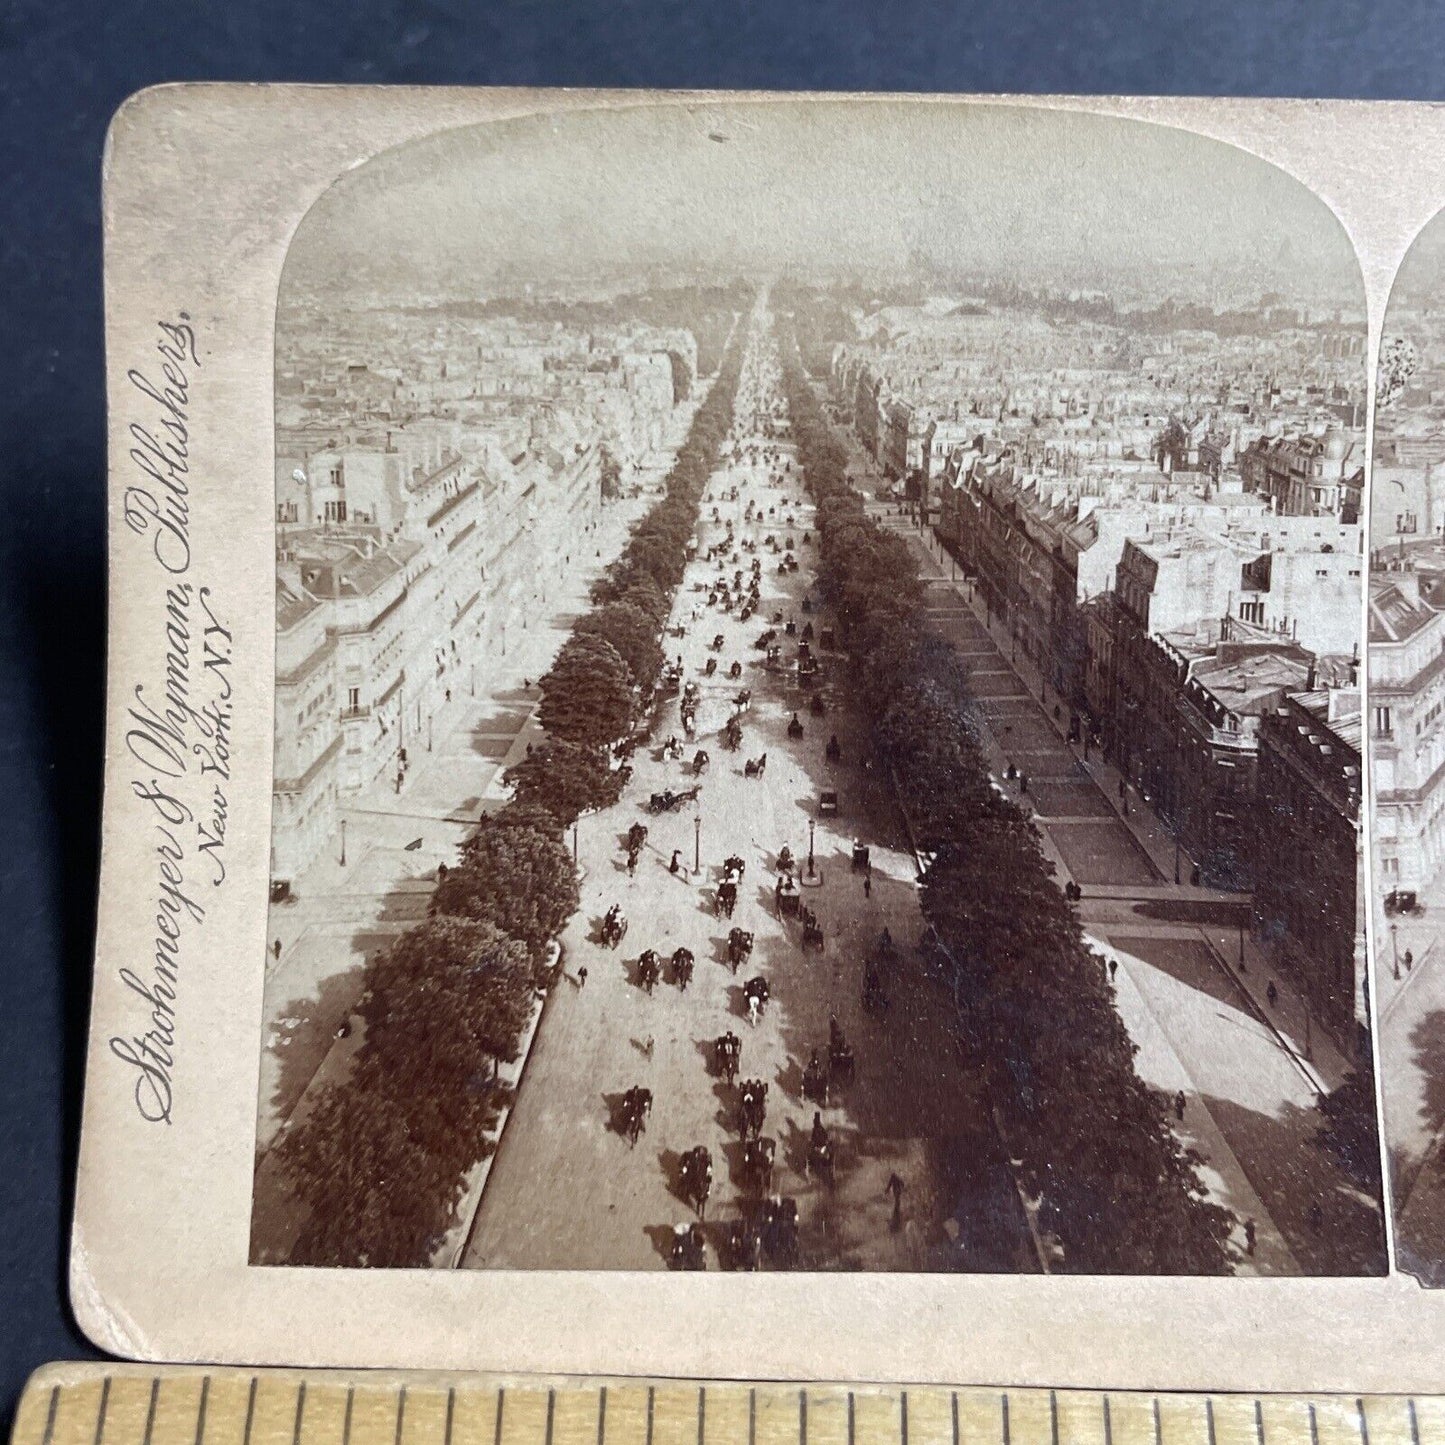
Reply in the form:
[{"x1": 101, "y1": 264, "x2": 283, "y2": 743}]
[
  {"x1": 572, "y1": 819, "x2": 579, "y2": 867},
  {"x1": 339, "y1": 816, "x2": 347, "y2": 867},
  {"x1": 694, "y1": 812, "x2": 702, "y2": 876},
  {"x1": 807, "y1": 818, "x2": 816, "y2": 878},
  {"x1": 427, "y1": 712, "x2": 434, "y2": 752},
  {"x1": 1392, "y1": 922, "x2": 1401, "y2": 981}
]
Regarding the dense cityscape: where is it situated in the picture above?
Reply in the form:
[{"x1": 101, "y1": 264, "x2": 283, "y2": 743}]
[
  {"x1": 247, "y1": 266, "x2": 1388, "y2": 1276},
  {"x1": 248, "y1": 104, "x2": 1387, "y2": 1277}
]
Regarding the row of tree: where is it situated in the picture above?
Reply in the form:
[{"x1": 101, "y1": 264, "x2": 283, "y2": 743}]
[
  {"x1": 778, "y1": 330, "x2": 1237, "y2": 1273},
  {"x1": 518, "y1": 334, "x2": 746, "y2": 818},
  {"x1": 273, "y1": 808, "x2": 582, "y2": 1266},
  {"x1": 270, "y1": 321, "x2": 745, "y2": 1268}
]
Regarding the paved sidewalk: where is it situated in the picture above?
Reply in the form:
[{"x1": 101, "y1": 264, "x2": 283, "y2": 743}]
[
  {"x1": 254, "y1": 476, "x2": 669, "y2": 1158},
  {"x1": 885, "y1": 513, "x2": 1351, "y2": 1095}
]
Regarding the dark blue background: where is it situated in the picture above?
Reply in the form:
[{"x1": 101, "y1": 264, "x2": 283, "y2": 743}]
[{"x1": 2, "y1": 0, "x2": 1442, "y2": 1418}]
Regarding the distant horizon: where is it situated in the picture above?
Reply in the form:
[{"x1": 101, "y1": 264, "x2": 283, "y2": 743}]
[{"x1": 279, "y1": 100, "x2": 1363, "y2": 315}]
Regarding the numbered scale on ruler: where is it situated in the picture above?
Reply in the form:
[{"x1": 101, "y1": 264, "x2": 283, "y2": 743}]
[{"x1": 10, "y1": 1369, "x2": 1444, "y2": 1445}]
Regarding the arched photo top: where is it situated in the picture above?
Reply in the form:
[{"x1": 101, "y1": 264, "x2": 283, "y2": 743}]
[{"x1": 276, "y1": 98, "x2": 1366, "y2": 325}]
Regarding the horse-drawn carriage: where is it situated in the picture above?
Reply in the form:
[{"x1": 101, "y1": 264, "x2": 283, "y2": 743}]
[
  {"x1": 786, "y1": 713, "x2": 805, "y2": 741},
  {"x1": 671, "y1": 947, "x2": 695, "y2": 991},
  {"x1": 800, "y1": 910, "x2": 824, "y2": 950},
  {"x1": 776, "y1": 873, "x2": 800, "y2": 917},
  {"x1": 637, "y1": 949, "x2": 663, "y2": 994},
  {"x1": 759, "y1": 1196, "x2": 799, "y2": 1269},
  {"x1": 692, "y1": 749, "x2": 710, "y2": 776},
  {"x1": 809, "y1": 691, "x2": 826, "y2": 716},
  {"x1": 722, "y1": 715, "x2": 744, "y2": 751},
  {"x1": 678, "y1": 1146, "x2": 713, "y2": 1218},
  {"x1": 736, "y1": 1079, "x2": 769, "y2": 1140},
  {"x1": 715, "y1": 1029, "x2": 741, "y2": 1085},
  {"x1": 601, "y1": 905, "x2": 628, "y2": 949},
  {"x1": 649, "y1": 785, "x2": 700, "y2": 814},
  {"x1": 715, "y1": 880, "x2": 739, "y2": 918},
  {"x1": 669, "y1": 1222, "x2": 706, "y2": 1271},
  {"x1": 727, "y1": 926, "x2": 754, "y2": 974},
  {"x1": 743, "y1": 753, "x2": 767, "y2": 778},
  {"x1": 741, "y1": 1136, "x2": 776, "y2": 1195},
  {"x1": 850, "y1": 840, "x2": 870, "y2": 873},
  {"x1": 806, "y1": 1134, "x2": 836, "y2": 1189},
  {"x1": 728, "y1": 658, "x2": 744, "y2": 677},
  {"x1": 710, "y1": 633, "x2": 726, "y2": 652},
  {"x1": 824, "y1": 734, "x2": 841, "y2": 764},
  {"x1": 619, "y1": 1085, "x2": 652, "y2": 1147},
  {"x1": 743, "y1": 975, "x2": 770, "y2": 1025},
  {"x1": 704, "y1": 657, "x2": 718, "y2": 677}
]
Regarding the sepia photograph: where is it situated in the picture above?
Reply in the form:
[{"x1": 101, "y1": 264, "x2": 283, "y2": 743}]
[
  {"x1": 1370, "y1": 212, "x2": 1445, "y2": 1286},
  {"x1": 241, "y1": 99, "x2": 1387, "y2": 1277}
]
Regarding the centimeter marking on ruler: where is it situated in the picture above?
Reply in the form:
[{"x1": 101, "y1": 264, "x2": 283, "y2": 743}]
[{"x1": 12, "y1": 1370, "x2": 1445, "y2": 1445}]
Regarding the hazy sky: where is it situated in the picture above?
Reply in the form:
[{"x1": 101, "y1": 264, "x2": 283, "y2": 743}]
[
  {"x1": 1385, "y1": 209, "x2": 1445, "y2": 314},
  {"x1": 283, "y1": 99, "x2": 1361, "y2": 303}
]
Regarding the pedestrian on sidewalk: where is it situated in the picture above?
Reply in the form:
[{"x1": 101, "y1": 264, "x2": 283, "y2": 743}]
[
  {"x1": 1174, "y1": 1090, "x2": 1186, "y2": 1122},
  {"x1": 670, "y1": 849, "x2": 682, "y2": 876},
  {"x1": 1109, "y1": 957, "x2": 1118, "y2": 981},
  {"x1": 1244, "y1": 1218, "x2": 1257, "y2": 1256},
  {"x1": 1406, "y1": 949, "x2": 1415, "y2": 973},
  {"x1": 1266, "y1": 980, "x2": 1279, "y2": 1007},
  {"x1": 886, "y1": 1172, "x2": 905, "y2": 1233},
  {"x1": 627, "y1": 851, "x2": 638, "y2": 878},
  {"x1": 272, "y1": 938, "x2": 282, "y2": 961},
  {"x1": 863, "y1": 873, "x2": 871, "y2": 899},
  {"x1": 1020, "y1": 772, "x2": 1029, "y2": 795}
]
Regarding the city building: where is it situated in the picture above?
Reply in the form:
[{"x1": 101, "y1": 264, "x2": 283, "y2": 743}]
[
  {"x1": 1254, "y1": 689, "x2": 1368, "y2": 1055},
  {"x1": 1370, "y1": 567, "x2": 1445, "y2": 896}
]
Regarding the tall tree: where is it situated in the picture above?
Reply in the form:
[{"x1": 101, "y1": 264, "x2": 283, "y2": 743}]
[
  {"x1": 538, "y1": 633, "x2": 634, "y2": 748},
  {"x1": 504, "y1": 738, "x2": 623, "y2": 828},
  {"x1": 434, "y1": 814, "x2": 580, "y2": 963},
  {"x1": 574, "y1": 601, "x2": 666, "y2": 695}
]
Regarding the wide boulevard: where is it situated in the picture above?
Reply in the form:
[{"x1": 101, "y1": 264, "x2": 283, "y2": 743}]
[{"x1": 464, "y1": 303, "x2": 1036, "y2": 1272}]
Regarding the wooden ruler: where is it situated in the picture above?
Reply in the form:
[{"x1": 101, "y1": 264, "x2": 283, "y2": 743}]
[{"x1": 11, "y1": 1367, "x2": 1445, "y2": 1445}]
